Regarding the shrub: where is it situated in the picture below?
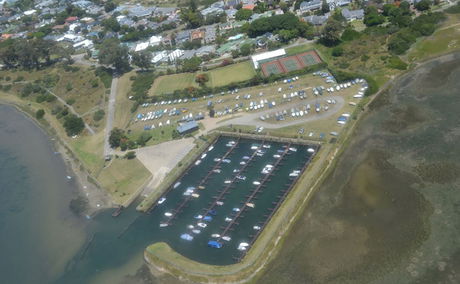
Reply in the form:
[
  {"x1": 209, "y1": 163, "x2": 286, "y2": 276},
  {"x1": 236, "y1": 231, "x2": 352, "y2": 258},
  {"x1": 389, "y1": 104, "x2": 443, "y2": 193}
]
[
  {"x1": 36, "y1": 109, "x2": 45, "y2": 119},
  {"x1": 63, "y1": 114, "x2": 84, "y2": 136},
  {"x1": 331, "y1": 46, "x2": 344, "y2": 57},
  {"x1": 66, "y1": 98, "x2": 76, "y2": 105},
  {"x1": 388, "y1": 56, "x2": 408, "y2": 70},
  {"x1": 125, "y1": 151, "x2": 136, "y2": 159},
  {"x1": 93, "y1": 109, "x2": 105, "y2": 121}
]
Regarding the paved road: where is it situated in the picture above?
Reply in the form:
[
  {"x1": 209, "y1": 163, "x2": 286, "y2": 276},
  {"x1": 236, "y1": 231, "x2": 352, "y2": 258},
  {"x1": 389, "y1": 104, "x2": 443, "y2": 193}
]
[
  {"x1": 44, "y1": 88, "x2": 96, "y2": 135},
  {"x1": 103, "y1": 76, "x2": 118, "y2": 157}
]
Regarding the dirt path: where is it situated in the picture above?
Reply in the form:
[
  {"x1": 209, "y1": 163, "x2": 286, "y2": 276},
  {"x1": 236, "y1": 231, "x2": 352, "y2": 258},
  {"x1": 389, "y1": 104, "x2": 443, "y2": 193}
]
[{"x1": 103, "y1": 77, "x2": 118, "y2": 156}]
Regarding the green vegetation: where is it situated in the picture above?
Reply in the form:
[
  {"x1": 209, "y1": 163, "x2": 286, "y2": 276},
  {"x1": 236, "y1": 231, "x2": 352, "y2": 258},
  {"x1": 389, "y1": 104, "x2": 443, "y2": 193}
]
[
  {"x1": 35, "y1": 109, "x2": 45, "y2": 119},
  {"x1": 63, "y1": 114, "x2": 85, "y2": 136},
  {"x1": 235, "y1": 9, "x2": 253, "y2": 21},
  {"x1": 247, "y1": 13, "x2": 313, "y2": 40},
  {"x1": 98, "y1": 38, "x2": 130, "y2": 73},
  {"x1": 94, "y1": 67, "x2": 113, "y2": 89},
  {"x1": 93, "y1": 109, "x2": 105, "y2": 121},
  {"x1": 129, "y1": 71, "x2": 156, "y2": 112},
  {"x1": 387, "y1": 56, "x2": 408, "y2": 70}
]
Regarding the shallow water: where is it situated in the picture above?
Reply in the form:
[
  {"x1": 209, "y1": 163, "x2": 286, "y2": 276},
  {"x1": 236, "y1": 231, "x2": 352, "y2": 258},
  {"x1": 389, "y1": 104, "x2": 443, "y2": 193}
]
[{"x1": 258, "y1": 53, "x2": 460, "y2": 283}]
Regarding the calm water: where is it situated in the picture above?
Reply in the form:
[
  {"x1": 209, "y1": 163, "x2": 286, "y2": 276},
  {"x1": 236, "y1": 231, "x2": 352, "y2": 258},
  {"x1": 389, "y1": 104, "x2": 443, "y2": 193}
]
[{"x1": 258, "y1": 53, "x2": 460, "y2": 283}]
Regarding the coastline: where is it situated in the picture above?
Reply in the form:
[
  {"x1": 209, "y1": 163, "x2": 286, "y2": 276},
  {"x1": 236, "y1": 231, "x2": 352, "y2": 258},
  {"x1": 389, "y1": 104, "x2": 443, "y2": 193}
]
[{"x1": 0, "y1": 96, "x2": 113, "y2": 216}]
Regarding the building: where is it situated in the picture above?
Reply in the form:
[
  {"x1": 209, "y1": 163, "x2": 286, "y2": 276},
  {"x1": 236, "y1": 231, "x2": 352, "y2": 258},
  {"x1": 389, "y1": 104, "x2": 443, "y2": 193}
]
[
  {"x1": 251, "y1": 48, "x2": 286, "y2": 69},
  {"x1": 191, "y1": 29, "x2": 205, "y2": 41},
  {"x1": 299, "y1": 0, "x2": 322, "y2": 13},
  {"x1": 303, "y1": 14, "x2": 329, "y2": 26},
  {"x1": 177, "y1": 120, "x2": 199, "y2": 135},
  {"x1": 341, "y1": 8, "x2": 364, "y2": 21}
]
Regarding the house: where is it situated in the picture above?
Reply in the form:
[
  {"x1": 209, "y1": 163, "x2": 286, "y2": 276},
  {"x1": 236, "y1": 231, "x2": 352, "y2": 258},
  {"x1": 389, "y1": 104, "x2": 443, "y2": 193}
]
[
  {"x1": 204, "y1": 25, "x2": 216, "y2": 43},
  {"x1": 196, "y1": 45, "x2": 216, "y2": 56},
  {"x1": 225, "y1": 0, "x2": 242, "y2": 8},
  {"x1": 299, "y1": 0, "x2": 322, "y2": 13},
  {"x1": 65, "y1": 16, "x2": 78, "y2": 24},
  {"x1": 341, "y1": 8, "x2": 364, "y2": 21},
  {"x1": 200, "y1": 6, "x2": 224, "y2": 19},
  {"x1": 153, "y1": 7, "x2": 176, "y2": 17},
  {"x1": 177, "y1": 120, "x2": 199, "y2": 135},
  {"x1": 191, "y1": 29, "x2": 205, "y2": 41},
  {"x1": 303, "y1": 14, "x2": 329, "y2": 25},
  {"x1": 176, "y1": 29, "x2": 191, "y2": 44},
  {"x1": 225, "y1": 8, "x2": 238, "y2": 19}
]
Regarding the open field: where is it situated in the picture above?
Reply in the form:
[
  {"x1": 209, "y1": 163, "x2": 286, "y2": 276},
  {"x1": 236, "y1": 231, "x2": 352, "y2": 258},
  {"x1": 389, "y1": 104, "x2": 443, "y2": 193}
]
[
  {"x1": 407, "y1": 14, "x2": 460, "y2": 62},
  {"x1": 148, "y1": 61, "x2": 256, "y2": 96},
  {"x1": 97, "y1": 157, "x2": 151, "y2": 205},
  {"x1": 113, "y1": 71, "x2": 136, "y2": 129}
]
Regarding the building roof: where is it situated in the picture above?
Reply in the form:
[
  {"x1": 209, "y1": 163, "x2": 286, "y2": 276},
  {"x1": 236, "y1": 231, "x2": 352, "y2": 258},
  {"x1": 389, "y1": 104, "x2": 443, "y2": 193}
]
[
  {"x1": 303, "y1": 14, "x2": 329, "y2": 25},
  {"x1": 341, "y1": 8, "x2": 364, "y2": 20},
  {"x1": 251, "y1": 49, "x2": 286, "y2": 68},
  {"x1": 177, "y1": 120, "x2": 198, "y2": 134}
]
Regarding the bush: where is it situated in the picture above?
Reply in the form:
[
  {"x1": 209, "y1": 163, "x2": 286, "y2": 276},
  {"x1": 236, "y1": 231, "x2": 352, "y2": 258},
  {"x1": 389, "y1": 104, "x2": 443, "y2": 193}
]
[
  {"x1": 93, "y1": 109, "x2": 105, "y2": 121},
  {"x1": 387, "y1": 56, "x2": 408, "y2": 70},
  {"x1": 445, "y1": 2, "x2": 460, "y2": 14},
  {"x1": 63, "y1": 114, "x2": 84, "y2": 136},
  {"x1": 341, "y1": 28, "x2": 361, "y2": 41},
  {"x1": 331, "y1": 46, "x2": 344, "y2": 57},
  {"x1": 136, "y1": 132, "x2": 152, "y2": 146},
  {"x1": 66, "y1": 98, "x2": 76, "y2": 105},
  {"x1": 36, "y1": 109, "x2": 45, "y2": 119},
  {"x1": 125, "y1": 151, "x2": 136, "y2": 159},
  {"x1": 94, "y1": 67, "x2": 113, "y2": 88}
]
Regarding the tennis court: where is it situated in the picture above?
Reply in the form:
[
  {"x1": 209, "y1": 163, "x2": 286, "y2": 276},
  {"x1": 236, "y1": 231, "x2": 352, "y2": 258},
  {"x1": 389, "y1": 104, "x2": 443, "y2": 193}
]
[
  {"x1": 298, "y1": 51, "x2": 322, "y2": 66},
  {"x1": 259, "y1": 50, "x2": 322, "y2": 77},
  {"x1": 261, "y1": 61, "x2": 284, "y2": 77},
  {"x1": 279, "y1": 57, "x2": 303, "y2": 72}
]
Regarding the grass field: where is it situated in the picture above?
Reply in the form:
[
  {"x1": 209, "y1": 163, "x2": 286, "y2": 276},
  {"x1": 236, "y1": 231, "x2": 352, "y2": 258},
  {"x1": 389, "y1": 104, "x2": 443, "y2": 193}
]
[
  {"x1": 97, "y1": 157, "x2": 151, "y2": 205},
  {"x1": 285, "y1": 42, "x2": 315, "y2": 56},
  {"x1": 113, "y1": 71, "x2": 136, "y2": 129},
  {"x1": 407, "y1": 14, "x2": 460, "y2": 62},
  {"x1": 148, "y1": 61, "x2": 256, "y2": 96}
]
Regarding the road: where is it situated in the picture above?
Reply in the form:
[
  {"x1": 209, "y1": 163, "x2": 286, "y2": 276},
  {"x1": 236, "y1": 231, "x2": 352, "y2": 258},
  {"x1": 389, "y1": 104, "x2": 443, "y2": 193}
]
[
  {"x1": 44, "y1": 88, "x2": 96, "y2": 135},
  {"x1": 103, "y1": 76, "x2": 118, "y2": 157}
]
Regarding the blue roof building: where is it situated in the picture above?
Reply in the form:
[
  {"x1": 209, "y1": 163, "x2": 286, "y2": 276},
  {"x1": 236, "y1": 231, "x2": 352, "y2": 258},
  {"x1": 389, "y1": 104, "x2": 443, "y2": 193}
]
[{"x1": 177, "y1": 120, "x2": 199, "y2": 134}]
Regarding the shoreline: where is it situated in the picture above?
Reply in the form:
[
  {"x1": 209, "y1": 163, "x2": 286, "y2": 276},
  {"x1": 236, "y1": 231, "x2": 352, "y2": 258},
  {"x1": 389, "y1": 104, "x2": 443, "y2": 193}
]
[{"x1": 0, "y1": 98, "x2": 113, "y2": 216}]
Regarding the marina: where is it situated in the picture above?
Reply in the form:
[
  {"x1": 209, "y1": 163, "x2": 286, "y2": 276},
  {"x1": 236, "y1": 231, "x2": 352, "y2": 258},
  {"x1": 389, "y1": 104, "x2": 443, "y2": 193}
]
[{"x1": 148, "y1": 136, "x2": 318, "y2": 263}]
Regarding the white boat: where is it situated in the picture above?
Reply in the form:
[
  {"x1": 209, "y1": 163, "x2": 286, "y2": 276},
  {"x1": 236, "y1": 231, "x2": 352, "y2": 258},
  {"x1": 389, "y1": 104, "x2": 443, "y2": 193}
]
[
  {"x1": 242, "y1": 156, "x2": 250, "y2": 160},
  {"x1": 237, "y1": 243, "x2": 249, "y2": 251},
  {"x1": 213, "y1": 169, "x2": 221, "y2": 173},
  {"x1": 240, "y1": 161, "x2": 246, "y2": 165},
  {"x1": 157, "y1": 197, "x2": 166, "y2": 205},
  {"x1": 164, "y1": 212, "x2": 173, "y2": 217},
  {"x1": 251, "y1": 144, "x2": 260, "y2": 150},
  {"x1": 173, "y1": 182, "x2": 181, "y2": 189},
  {"x1": 307, "y1": 148, "x2": 315, "y2": 153},
  {"x1": 211, "y1": 234, "x2": 221, "y2": 238},
  {"x1": 246, "y1": 203, "x2": 255, "y2": 208},
  {"x1": 353, "y1": 94, "x2": 363, "y2": 98},
  {"x1": 224, "y1": 180, "x2": 232, "y2": 184},
  {"x1": 253, "y1": 226, "x2": 261, "y2": 230},
  {"x1": 236, "y1": 175, "x2": 246, "y2": 181},
  {"x1": 232, "y1": 208, "x2": 241, "y2": 212},
  {"x1": 262, "y1": 144, "x2": 271, "y2": 149},
  {"x1": 194, "y1": 214, "x2": 203, "y2": 219},
  {"x1": 222, "y1": 159, "x2": 231, "y2": 163},
  {"x1": 201, "y1": 153, "x2": 207, "y2": 159},
  {"x1": 289, "y1": 147, "x2": 297, "y2": 152},
  {"x1": 208, "y1": 145, "x2": 214, "y2": 152},
  {"x1": 233, "y1": 169, "x2": 240, "y2": 173},
  {"x1": 195, "y1": 160, "x2": 201, "y2": 166},
  {"x1": 289, "y1": 172, "x2": 299, "y2": 177},
  {"x1": 191, "y1": 193, "x2": 200, "y2": 198},
  {"x1": 216, "y1": 201, "x2": 224, "y2": 206},
  {"x1": 197, "y1": 222, "x2": 207, "y2": 228},
  {"x1": 253, "y1": 181, "x2": 261, "y2": 185},
  {"x1": 188, "y1": 225, "x2": 194, "y2": 229},
  {"x1": 192, "y1": 229, "x2": 201, "y2": 234},
  {"x1": 159, "y1": 223, "x2": 168, "y2": 227},
  {"x1": 214, "y1": 158, "x2": 221, "y2": 162},
  {"x1": 180, "y1": 233, "x2": 193, "y2": 241},
  {"x1": 222, "y1": 236, "x2": 231, "y2": 241},
  {"x1": 337, "y1": 121, "x2": 346, "y2": 125},
  {"x1": 273, "y1": 154, "x2": 281, "y2": 158},
  {"x1": 225, "y1": 217, "x2": 233, "y2": 222}
]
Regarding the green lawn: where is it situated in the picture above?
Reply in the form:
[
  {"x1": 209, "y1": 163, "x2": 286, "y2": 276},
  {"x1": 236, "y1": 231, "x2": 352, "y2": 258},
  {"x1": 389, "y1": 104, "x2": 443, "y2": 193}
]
[
  {"x1": 285, "y1": 42, "x2": 315, "y2": 56},
  {"x1": 207, "y1": 61, "x2": 256, "y2": 87},
  {"x1": 149, "y1": 61, "x2": 256, "y2": 96}
]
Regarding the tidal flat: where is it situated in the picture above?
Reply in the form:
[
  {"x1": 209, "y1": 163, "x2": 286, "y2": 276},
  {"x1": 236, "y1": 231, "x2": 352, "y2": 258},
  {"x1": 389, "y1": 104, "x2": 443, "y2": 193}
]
[{"x1": 257, "y1": 53, "x2": 460, "y2": 284}]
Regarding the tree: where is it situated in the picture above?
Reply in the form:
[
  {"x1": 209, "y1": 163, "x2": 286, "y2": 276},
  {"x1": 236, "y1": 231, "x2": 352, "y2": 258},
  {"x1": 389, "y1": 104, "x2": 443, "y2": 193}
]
[
  {"x1": 181, "y1": 56, "x2": 202, "y2": 72},
  {"x1": 109, "y1": 128, "x2": 126, "y2": 148},
  {"x1": 180, "y1": 9, "x2": 203, "y2": 28},
  {"x1": 320, "y1": 19, "x2": 343, "y2": 47},
  {"x1": 235, "y1": 9, "x2": 253, "y2": 21},
  {"x1": 239, "y1": 43, "x2": 252, "y2": 56},
  {"x1": 102, "y1": 17, "x2": 120, "y2": 32},
  {"x1": 280, "y1": 1, "x2": 289, "y2": 13},
  {"x1": 278, "y1": 29, "x2": 298, "y2": 43},
  {"x1": 321, "y1": 0, "x2": 330, "y2": 14},
  {"x1": 130, "y1": 50, "x2": 152, "y2": 70},
  {"x1": 331, "y1": 46, "x2": 344, "y2": 57},
  {"x1": 364, "y1": 7, "x2": 385, "y2": 27},
  {"x1": 98, "y1": 38, "x2": 130, "y2": 73},
  {"x1": 195, "y1": 73, "x2": 209, "y2": 86},
  {"x1": 415, "y1": 0, "x2": 431, "y2": 11},
  {"x1": 104, "y1": 1, "x2": 116, "y2": 12},
  {"x1": 63, "y1": 114, "x2": 84, "y2": 136},
  {"x1": 36, "y1": 109, "x2": 45, "y2": 119},
  {"x1": 124, "y1": 151, "x2": 136, "y2": 159}
]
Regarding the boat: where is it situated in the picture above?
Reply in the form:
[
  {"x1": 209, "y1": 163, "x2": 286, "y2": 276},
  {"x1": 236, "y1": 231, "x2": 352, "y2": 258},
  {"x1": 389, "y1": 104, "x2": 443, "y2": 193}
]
[
  {"x1": 224, "y1": 180, "x2": 232, "y2": 184},
  {"x1": 242, "y1": 156, "x2": 250, "y2": 160},
  {"x1": 222, "y1": 159, "x2": 231, "y2": 163},
  {"x1": 253, "y1": 226, "x2": 261, "y2": 230},
  {"x1": 250, "y1": 144, "x2": 260, "y2": 150},
  {"x1": 194, "y1": 214, "x2": 203, "y2": 219},
  {"x1": 191, "y1": 193, "x2": 200, "y2": 198},
  {"x1": 164, "y1": 212, "x2": 173, "y2": 217},
  {"x1": 198, "y1": 185, "x2": 205, "y2": 190},
  {"x1": 289, "y1": 172, "x2": 299, "y2": 177},
  {"x1": 277, "y1": 149, "x2": 284, "y2": 153},
  {"x1": 201, "y1": 153, "x2": 207, "y2": 159},
  {"x1": 262, "y1": 144, "x2": 271, "y2": 149},
  {"x1": 240, "y1": 161, "x2": 246, "y2": 165},
  {"x1": 307, "y1": 148, "x2": 315, "y2": 153},
  {"x1": 216, "y1": 201, "x2": 224, "y2": 206},
  {"x1": 222, "y1": 236, "x2": 231, "y2": 241},
  {"x1": 237, "y1": 243, "x2": 249, "y2": 251},
  {"x1": 192, "y1": 229, "x2": 201, "y2": 234},
  {"x1": 208, "y1": 145, "x2": 214, "y2": 152},
  {"x1": 246, "y1": 203, "x2": 255, "y2": 208},
  {"x1": 289, "y1": 147, "x2": 297, "y2": 152},
  {"x1": 173, "y1": 182, "x2": 181, "y2": 189},
  {"x1": 157, "y1": 197, "x2": 166, "y2": 205},
  {"x1": 159, "y1": 223, "x2": 168, "y2": 228},
  {"x1": 209, "y1": 209, "x2": 217, "y2": 215},
  {"x1": 214, "y1": 158, "x2": 221, "y2": 162},
  {"x1": 253, "y1": 181, "x2": 261, "y2": 185},
  {"x1": 195, "y1": 160, "x2": 201, "y2": 166},
  {"x1": 197, "y1": 222, "x2": 207, "y2": 228},
  {"x1": 233, "y1": 169, "x2": 240, "y2": 173},
  {"x1": 273, "y1": 154, "x2": 281, "y2": 158},
  {"x1": 212, "y1": 169, "x2": 222, "y2": 173},
  {"x1": 225, "y1": 217, "x2": 233, "y2": 222},
  {"x1": 236, "y1": 175, "x2": 246, "y2": 181},
  {"x1": 211, "y1": 234, "x2": 221, "y2": 238},
  {"x1": 180, "y1": 233, "x2": 193, "y2": 241},
  {"x1": 208, "y1": 240, "x2": 222, "y2": 248},
  {"x1": 188, "y1": 225, "x2": 194, "y2": 229},
  {"x1": 232, "y1": 208, "x2": 240, "y2": 212},
  {"x1": 203, "y1": 216, "x2": 213, "y2": 222}
]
